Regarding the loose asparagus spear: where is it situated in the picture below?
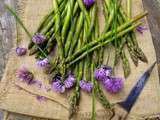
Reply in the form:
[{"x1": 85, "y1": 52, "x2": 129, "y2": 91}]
[
  {"x1": 67, "y1": 22, "x2": 141, "y2": 66},
  {"x1": 67, "y1": 12, "x2": 84, "y2": 56},
  {"x1": 65, "y1": 12, "x2": 147, "y2": 64}
]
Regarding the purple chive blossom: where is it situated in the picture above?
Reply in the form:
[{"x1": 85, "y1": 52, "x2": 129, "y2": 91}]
[
  {"x1": 136, "y1": 26, "x2": 147, "y2": 34},
  {"x1": 103, "y1": 77, "x2": 124, "y2": 94},
  {"x1": 36, "y1": 95, "x2": 47, "y2": 102},
  {"x1": 16, "y1": 67, "x2": 34, "y2": 84},
  {"x1": 16, "y1": 47, "x2": 27, "y2": 56},
  {"x1": 80, "y1": 80, "x2": 93, "y2": 92},
  {"x1": 36, "y1": 58, "x2": 50, "y2": 68},
  {"x1": 32, "y1": 33, "x2": 46, "y2": 44},
  {"x1": 64, "y1": 74, "x2": 75, "y2": 89},
  {"x1": 94, "y1": 66, "x2": 112, "y2": 81},
  {"x1": 83, "y1": 0, "x2": 95, "y2": 8},
  {"x1": 52, "y1": 79, "x2": 65, "y2": 93}
]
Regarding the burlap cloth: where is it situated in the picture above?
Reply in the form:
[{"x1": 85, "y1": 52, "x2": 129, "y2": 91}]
[{"x1": 0, "y1": 0, "x2": 160, "y2": 119}]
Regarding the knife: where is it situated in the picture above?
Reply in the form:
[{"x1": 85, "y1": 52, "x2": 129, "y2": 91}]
[{"x1": 110, "y1": 62, "x2": 156, "y2": 120}]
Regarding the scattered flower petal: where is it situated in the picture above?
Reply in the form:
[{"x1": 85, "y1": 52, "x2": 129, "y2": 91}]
[
  {"x1": 103, "y1": 77, "x2": 124, "y2": 94},
  {"x1": 32, "y1": 33, "x2": 46, "y2": 44},
  {"x1": 80, "y1": 80, "x2": 93, "y2": 92},
  {"x1": 136, "y1": 26, "x2": 147, "y2": 34},
  {"x1": 34, "y1": 80, "x2": 43, "y2": 89},
  {"x1": 16, "y1": 47, "x2": 27, "y2": 56},
  {"x1": 16, "y1": 67, "x2": 34, "y2": 84},
  {"x1": 94, "y1": 66, "x2": 112, "y2": 81},
  {"x1": 64, "y1": 74, "x2": 75, "y2": 89},
  {"x1": 83, "y1": 0, "x2": 95, "y2": 8},
  {"x1": 36, "y1": 95, "x2": 47, "y2": 102}
]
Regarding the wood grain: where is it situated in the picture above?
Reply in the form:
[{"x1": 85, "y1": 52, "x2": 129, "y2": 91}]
[
  {"x1": 142, "y1": 0, "x2": 160, "y2": 76},
  {"x1": 0, "y1": 0, "x2": 160, "y2": 120}
]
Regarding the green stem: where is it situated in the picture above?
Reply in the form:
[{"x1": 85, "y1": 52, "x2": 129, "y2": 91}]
[
  {"x1": 77, "y1": 0, "x2": 90, "y2": 27},
  {"x1": 127, "y1": 0, "x2": 131, "y2": 18},
  {"x1": 61, "y1": 0, "x2": 74, "y2": 43},
  {"x1": 5, "y1": 4, "x2": 32, "y2": 38},
  {"x1": 53, "y1": 0, "x2": 64, "y2": 58},
  {"x1": 66, "y1": 12, "x2": 147, "y2": 63},
  {"x1": 91, "y1": 63, "x2": 96, "y2": 120},
  {"x1": 67, "y1": 22, "x2": 141, "y2": 66},
  {"x1": 67, "y1": 12, "x2": 84, "y2": 56},
  {"x1": 64, "y1": 15, "x2": 78, "y2": 57},
  {"x1": 5, "y1": 4, "x2": 47, "y2": 57}
]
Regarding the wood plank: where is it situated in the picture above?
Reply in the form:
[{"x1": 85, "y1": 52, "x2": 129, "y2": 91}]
[{"x1": 143, "y1": 0, "x2": 160, "y2": 77}]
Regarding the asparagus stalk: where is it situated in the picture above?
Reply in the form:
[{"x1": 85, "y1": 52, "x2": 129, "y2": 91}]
[
  {"x1": 65, "y1": 12, "x2": 147, "y2": 63},
  {"x1": 67, "y1": 22, "x2": 141, "y2": 66},
  {"x1": 95, "y1": 80, "x2": 111, "y2": 109},
  {"x1": 61, "y1": 0, "x2": 74, "y2": 44},
  {"x1": 64, "y1": 15, "x2": 79, "y2": 57},
  {"x1": 67, "y1": 12, "x2": 84, "y2": 56},
  {"x1": 28, "y1": 0, "x2": 67, "y2": 49},
  {"x1": 69, "y1": 30, "x2": 84, "y2": 119}
]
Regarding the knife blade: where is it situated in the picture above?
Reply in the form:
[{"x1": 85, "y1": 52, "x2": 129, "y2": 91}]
[
  {"x1": 118, "y1": 61, "x2": 156, "y2": 112},
  {"x1": 110, "y1": 62, "x2": 156, "y2": 120}
]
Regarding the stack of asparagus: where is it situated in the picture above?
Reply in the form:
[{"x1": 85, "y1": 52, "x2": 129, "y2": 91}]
[{"x1": 6, "y1": 0, "x2": 148, "y2": 119}]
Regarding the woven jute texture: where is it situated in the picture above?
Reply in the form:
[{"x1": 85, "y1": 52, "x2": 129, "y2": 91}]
[{"x1": 0, "y1": 0, "x2": 160, "y2": 120}]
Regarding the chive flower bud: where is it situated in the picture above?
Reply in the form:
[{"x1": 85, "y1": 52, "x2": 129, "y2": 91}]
[
  {"x1": 16, "y1": 67, "x2": 34, "y2": 84},
  {"x1": 83, "y1": 0, "x2": 95, "y2": 8},
  {"x1": 80, "y1": 80, "x2": 93, "y2": 92},
  {"x1": 64, "y1": 74, "x2": 75, "y2": 89},
  {"x1": 32, "y1": 33, "x2": 46, "y2": 44},
  {"x1": 36, "y1": 58, "x2": 50, "y2": 68},
  {"x1": 103, "y1": 77, "x2": 124, "y2": 94},
  {"x1": 52, "y1": 78, "x2": 65, "y2": 93},
  {"x1": 16, "y1": 47, "x2": 27, "y2": 56},
  {"x1": 94, "y1": 66, "x2": 112, "y2": 81}
]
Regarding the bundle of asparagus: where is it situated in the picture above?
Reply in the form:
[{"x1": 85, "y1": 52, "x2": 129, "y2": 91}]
[{"x1": 6, "y1": 0, "x2": 148, "y2": 119}]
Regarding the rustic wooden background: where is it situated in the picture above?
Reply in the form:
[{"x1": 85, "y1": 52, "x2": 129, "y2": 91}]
[{"x1": 0, "y1": 0, "x2": 160, "y2": 119}]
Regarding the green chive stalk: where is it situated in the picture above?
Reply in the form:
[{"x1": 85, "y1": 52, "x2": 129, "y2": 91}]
[
  {"x1": 91, "y1": 62, "x2": 96, "y2": 120},
  {"x1": 5, "y1": 4, "x2": 48, "y2": 58}
]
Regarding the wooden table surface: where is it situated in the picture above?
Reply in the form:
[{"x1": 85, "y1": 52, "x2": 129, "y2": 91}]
[{"x1": 0, "y1": 0, "x2": 160, "y2": 119}]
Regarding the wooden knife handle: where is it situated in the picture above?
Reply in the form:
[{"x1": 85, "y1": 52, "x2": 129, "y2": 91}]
[{"x1": 111, "y1": 104, "x2": 128, "y2": 120}]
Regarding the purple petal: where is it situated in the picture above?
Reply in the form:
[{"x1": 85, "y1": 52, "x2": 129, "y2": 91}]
[
  {"x1": 94, "y1": 66, "x2": 112, "y2": 81},
  {"x1": 16, "y1": 47, "x2": 27, "y2": 56},
  {"x1": 36, "y1": 58, "x2": 50, "y2": 68},
  {"x1": 32, "y1": 33, "x2": 46, "y2": 44},
  {"x1": 136, "y1": 26, "x2": 147, "y2": 34},
  {"x1": 80, "y1": 80, "x2": 93, "y2": 92},
  {"x1": 103, "y1": 77, "x2": 124, "y2": 94},
  {"x1": 16, "y1": 67, "x2": 34, "y2": 84},
  {"x1": 83, "y1": 0, "x2": 95, "y2": 8},
  {"x1": 64, "y1": 74, "x2": 75, "y2": 89},
  {"x1": 36, "y1": 96, "x2": 47, "y2": 102},
  {"x1": 52, "y1": 80, "x2": 65, "y2": 93}
]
